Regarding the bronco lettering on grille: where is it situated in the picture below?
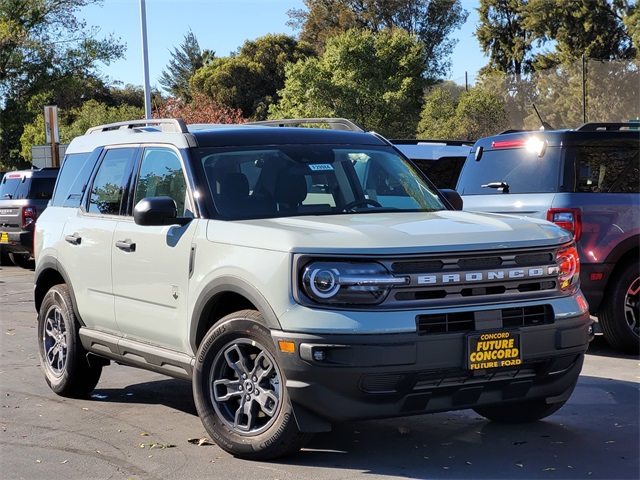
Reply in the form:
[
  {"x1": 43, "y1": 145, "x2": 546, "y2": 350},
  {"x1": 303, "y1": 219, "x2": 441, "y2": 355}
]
[{"x1": 417, "y1": 267, "x2": 548, "y2": 285}]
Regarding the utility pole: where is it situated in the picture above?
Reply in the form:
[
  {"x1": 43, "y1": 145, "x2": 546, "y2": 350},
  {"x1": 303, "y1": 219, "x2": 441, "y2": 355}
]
[{"x1": 140, "y1": 0, "x2": 152, "y2": 119}]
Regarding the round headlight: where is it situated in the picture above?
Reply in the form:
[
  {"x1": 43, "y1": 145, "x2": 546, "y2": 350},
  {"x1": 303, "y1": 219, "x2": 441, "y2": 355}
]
[{"x1": 307, "y1": 267, "x2": 341, "y2": 299}]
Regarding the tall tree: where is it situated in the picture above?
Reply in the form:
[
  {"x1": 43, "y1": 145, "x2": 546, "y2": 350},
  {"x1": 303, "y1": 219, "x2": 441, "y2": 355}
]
[
  {"x1": 269, "y1": 28, "x2": 426, "y2": 137},
  {"x1": 191, "y1": 34, "x2": 314, "y2": 120},
  {"x1": 287, "y1": 0, "x2": 468, "y2": 81},
  {"x1": 524, "y1": 0, "x2": 638, "y2": 69},
  {"x1": 0, "y1": 0, "x2": 125, "y2": 169},
  {"x1": 475, "y1": 0, "x2": 532, "y2": 78},
  {"x1": 158, "y1": 29, "x2": 213, "y2": 103}
]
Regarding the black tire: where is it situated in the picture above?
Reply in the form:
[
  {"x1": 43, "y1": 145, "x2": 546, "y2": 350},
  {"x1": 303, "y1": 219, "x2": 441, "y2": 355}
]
[
  {"x1": 37, "y1": 284, "x2": 102, "y2": 397},
  {"x1": 8, "y1": 252, "x2": 34, "y2": 269},
  {"x1": 473, "y1": 397, "x2": 568, "y2": 423},
  {"x1": 193, "y1": 310, "x2": 312, "y2": 460},
  {"x1": 599, "y1": 261, "x2": 640, "y2": 354}
]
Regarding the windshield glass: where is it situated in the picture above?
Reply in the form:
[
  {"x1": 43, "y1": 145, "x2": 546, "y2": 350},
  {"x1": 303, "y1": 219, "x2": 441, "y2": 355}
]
[
  {"x1": 457, "y1": 148, "x2": 561, "y2": 194},
  {"x1": 195, "y1": 144, "x2": 445, "y2": 219}
]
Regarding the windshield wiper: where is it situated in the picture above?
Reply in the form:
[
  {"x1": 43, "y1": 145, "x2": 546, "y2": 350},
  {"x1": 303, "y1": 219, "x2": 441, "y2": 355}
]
[{"x1": 481, "y1": 182, "x2": 510, "y2": 193}]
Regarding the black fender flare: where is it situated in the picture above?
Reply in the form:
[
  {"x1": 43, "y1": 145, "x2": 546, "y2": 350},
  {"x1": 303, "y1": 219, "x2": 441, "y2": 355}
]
[{"x1": 189, "y1": 275, "x2": 282, "y2": 351}]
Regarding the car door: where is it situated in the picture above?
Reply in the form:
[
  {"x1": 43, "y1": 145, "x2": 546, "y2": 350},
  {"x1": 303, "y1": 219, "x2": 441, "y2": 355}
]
[
  {"x1": 112, "y1": 146, "x2": 197, "y2": 351},
  {"x1": 57, "y1": 147, "x2": 138, "y2": 333}
]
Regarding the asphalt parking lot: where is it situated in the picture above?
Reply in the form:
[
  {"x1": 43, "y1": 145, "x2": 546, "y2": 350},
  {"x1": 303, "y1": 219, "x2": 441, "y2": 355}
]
[{"x1": 1, "y1": 263, "x2": 638, "y2": 480}]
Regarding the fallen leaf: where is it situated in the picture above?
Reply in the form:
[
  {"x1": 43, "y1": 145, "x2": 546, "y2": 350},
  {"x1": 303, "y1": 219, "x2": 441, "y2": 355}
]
[
  {"x1": 543, "y1": 467, "x2": 556, "y2": 471},
  {"x1": 516, "y1": 463, "x2": 524, "y2": 468},
  {"x1": 61, "y1": 460, "x2": 68, "y2": 464},
  {"x1": 140, "y1": 432, "x2": 149, "y2": 437},
  {"x1": 188, "y1": 437, "x2": 214, "y2": 447},
  {"x1": 513, "y1": 441, "x2": 527, "y2": 445},
  {"x1": 605, "y1": 440, "x2": 616, "y2": 444}
]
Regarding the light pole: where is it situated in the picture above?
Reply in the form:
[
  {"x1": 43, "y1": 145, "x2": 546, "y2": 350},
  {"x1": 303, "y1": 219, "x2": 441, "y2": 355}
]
[{"x1": 140, "y1": 0, "x2": 152, "y2": 119}]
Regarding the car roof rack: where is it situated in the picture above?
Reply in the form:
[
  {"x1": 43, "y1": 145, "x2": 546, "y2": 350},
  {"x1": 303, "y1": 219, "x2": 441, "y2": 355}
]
[
  {"x1": 85, "y1": 118, "x2": 189, "y2": 135},
  {"x1": 248, "y1": 117, "x2": 365, "y2": 132},
  {"x1": 575, "y1": 122, "x2": 639, "y2": 131}
]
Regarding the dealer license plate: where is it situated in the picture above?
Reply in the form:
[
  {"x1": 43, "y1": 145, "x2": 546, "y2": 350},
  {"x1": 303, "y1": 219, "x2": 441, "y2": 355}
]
[
  {"x1": 0, "y1": 232, "x2": 8, "y2": 243},
  {"x1": 467, "y1": 331, "x2": 522, "y2": 370}
]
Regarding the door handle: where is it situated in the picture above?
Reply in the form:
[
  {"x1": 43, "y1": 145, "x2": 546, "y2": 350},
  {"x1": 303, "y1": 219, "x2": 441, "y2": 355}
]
[
  {"x1": 65, "y1": 234, "x2": 81, "y2": 245},
  {"x1": 115, "y1": 239, "x2": 136, "y2": 252}
]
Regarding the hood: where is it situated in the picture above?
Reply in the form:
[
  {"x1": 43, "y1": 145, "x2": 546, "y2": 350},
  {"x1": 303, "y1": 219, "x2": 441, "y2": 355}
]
[{"x1": 206, "y1": 211, "x2": 572, "y2": 254}]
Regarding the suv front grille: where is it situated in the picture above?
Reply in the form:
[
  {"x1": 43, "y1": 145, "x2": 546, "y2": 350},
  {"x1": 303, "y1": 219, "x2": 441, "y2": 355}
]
[
  {"x1": 381, "y1": 247, "x2": 561, "y2": 308},
  {"x1": 416, "y1": 304, "x2": 553, "y2": 334}
]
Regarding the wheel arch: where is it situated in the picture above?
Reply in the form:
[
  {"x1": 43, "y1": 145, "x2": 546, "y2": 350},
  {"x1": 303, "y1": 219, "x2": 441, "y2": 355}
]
[
  {"x1": 190, "y1": 276, "x2": 282, "y2": 352},
  {"x1": 602, "y1": 235, "x2": 639, "y2": 291},
  {"x1": 34, "y1": 256, "x2": 82, "y2": 323}
]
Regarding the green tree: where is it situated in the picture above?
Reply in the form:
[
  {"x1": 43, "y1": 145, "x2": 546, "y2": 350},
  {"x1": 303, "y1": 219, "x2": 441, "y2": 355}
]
[
  {"x1": 524, "y1": 0, "x2": 638, "y2": 69},
  {"x1": 269, "y1": 28, "x2": 425, "y2": 137},
  {"x1": 191, "y1": 34, "x2": 314, "y2": 120},
  {"x1": 417, "y1": 86, "x2": 508, "y2": 140},
  {"x1": 0, "y1": 0, "x2": 125, "y2": 169},
  {"x1": 287, "y1": 0, "x2": 468, "y2": 81},
  {"x1": 476, "y1": 0, "x2": 532, "y2": 78},
  {"x1": 158, "y1": 29, "x2": 213, "y2": 102}
]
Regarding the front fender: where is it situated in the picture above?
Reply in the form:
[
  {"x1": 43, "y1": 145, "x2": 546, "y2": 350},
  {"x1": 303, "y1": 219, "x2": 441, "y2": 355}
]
[{"x1": 189, "y1": 275, "x2": 282, "y2": 351}]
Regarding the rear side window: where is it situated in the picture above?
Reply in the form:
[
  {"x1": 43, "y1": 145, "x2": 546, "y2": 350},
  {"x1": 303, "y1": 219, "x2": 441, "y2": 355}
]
[
  {"x1": 570, "y1": 146, "x2": 639, "y2": 193},
  {"x1": 51, "y1": 152, "x2": 96, "y2": 207},
  {"x1": 457, "y1": 148, "x2": 561, "y2": 194}
]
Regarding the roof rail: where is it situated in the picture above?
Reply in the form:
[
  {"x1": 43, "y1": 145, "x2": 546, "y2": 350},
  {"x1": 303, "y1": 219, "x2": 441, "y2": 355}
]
[
  {"x1": 576, "y1": 122, "x2": 638, "y2": 132},
  {"x1": 85, "y1": 118, "x2": 189, "y2": 135},
  {"x1": 248, "y1": 118, "x2": 365, "y2": 132}
]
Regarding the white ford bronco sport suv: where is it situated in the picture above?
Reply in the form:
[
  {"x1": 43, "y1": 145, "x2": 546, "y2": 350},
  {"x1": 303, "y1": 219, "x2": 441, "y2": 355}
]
[{"x1": 35, "y1": 118, "x2": 591, "y2": 460}]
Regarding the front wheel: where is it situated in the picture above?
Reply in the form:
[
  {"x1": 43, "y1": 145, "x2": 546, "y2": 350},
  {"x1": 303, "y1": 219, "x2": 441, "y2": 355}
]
[
  {"x1": 473, "y1": 397, "x2": 568, "y2": 423},
  {"x1": 37, "y1": 284, "x2": 102, "y2": 397},
  {"x1": 599, "y1": 261, "x2": 640, "y2": 354},
  {"x1": 193, "y1": 310, "x2": 312, "y2": 460}
]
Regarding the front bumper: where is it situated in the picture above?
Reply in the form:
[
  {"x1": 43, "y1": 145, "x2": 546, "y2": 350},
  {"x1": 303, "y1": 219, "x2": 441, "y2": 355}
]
[{"x1": 273, "y1": 312, "x2": 590, "y2": 428}]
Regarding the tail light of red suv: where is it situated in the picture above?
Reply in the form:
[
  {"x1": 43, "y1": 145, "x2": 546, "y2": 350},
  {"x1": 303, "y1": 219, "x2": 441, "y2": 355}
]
[{"x1": 547, "y1": 208, "x2": 582, "y2": 241}]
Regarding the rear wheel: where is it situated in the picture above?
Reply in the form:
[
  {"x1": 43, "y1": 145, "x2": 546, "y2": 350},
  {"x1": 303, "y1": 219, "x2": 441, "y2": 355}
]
[
  {"x1": 193, "y1": 310, "x2": 312, "y2": 460},
  {"x1": 599, "y1": 262, "x2": 640, "y2": 354},
  {"x1": 37, "y1": 284, "x2": 102, "y2": 397},
  {"x1": 8, "y1": 252, "x2": 34, "y2": 269}
]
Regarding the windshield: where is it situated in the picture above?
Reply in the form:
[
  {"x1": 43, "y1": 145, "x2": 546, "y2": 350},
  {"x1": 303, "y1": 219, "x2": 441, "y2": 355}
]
[
  {"x1": 457, "y1": 148, "x2": 562, "y2": 195},
  {"x1": 195, "y1": 144, "x2": 445, "y2": 219}
]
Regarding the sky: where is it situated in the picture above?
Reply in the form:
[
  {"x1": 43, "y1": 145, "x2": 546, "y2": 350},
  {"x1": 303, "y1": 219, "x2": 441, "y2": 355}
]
[{"x1": 78, "y1": 0, "x2": 486, "y2": 91}]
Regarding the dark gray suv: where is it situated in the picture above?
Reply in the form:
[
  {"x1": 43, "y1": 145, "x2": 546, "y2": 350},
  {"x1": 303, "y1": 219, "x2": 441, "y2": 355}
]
[
  {"x1": 0, "y1": 167, "x2": 59, "y2": 268},
  {"x1": 457, "y1": 122, "x2": 639, "y2": 353}
]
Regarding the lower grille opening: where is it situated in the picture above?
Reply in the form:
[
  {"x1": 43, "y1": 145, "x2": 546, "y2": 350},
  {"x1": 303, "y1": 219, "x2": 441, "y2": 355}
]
[{"x1": 417, "y1": 304, "x2": 554, "y2": 334}]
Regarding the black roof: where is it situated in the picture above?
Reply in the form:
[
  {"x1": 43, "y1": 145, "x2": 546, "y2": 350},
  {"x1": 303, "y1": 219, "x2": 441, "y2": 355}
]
[{"x1": 189, "y1": 125, "x2": 387, "y2": 148}]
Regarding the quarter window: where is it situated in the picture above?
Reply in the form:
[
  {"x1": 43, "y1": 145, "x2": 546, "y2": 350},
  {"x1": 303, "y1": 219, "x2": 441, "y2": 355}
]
[{"x1": 573, "y1": 146, "x2": 639, "y2": 193}]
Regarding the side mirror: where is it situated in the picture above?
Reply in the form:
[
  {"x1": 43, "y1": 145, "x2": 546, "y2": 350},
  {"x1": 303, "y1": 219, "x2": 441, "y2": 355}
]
[
  {"x1": 134, "y1": 196, "x2": 187, "y2": 226},
  {"x1": 440, "y1": 189, "x2": 463, "y2": 210}
]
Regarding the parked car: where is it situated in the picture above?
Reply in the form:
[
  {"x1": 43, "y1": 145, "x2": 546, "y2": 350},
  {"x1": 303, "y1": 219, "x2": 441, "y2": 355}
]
[
  {"x1": 456, "y1": 122, "x2": 639, "y2": 353},
  {"x1": 35, "y1": 118, "x2": 590, "y2": 460},
  {"x1": 392, "y1": 139, "x2": 473, "y2": 189},
  {"x1": 0, "y1": 167, "x2": 59, "y2": 268}
]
